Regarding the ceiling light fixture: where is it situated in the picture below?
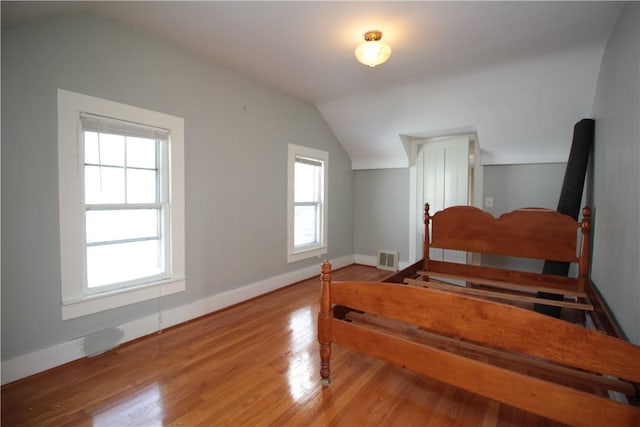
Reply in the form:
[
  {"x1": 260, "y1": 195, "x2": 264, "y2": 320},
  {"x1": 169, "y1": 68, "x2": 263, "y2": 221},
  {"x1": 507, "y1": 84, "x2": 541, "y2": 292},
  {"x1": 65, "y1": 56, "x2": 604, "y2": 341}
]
[{"x1": 355, "y1": 30, "x2": 391, "y2": 67}]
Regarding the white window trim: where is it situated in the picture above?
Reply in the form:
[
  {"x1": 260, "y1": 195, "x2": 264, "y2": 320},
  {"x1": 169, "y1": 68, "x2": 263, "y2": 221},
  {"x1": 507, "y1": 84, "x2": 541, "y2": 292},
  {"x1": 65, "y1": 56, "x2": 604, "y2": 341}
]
[
  {"x1": 58, "y1": 89, "x2": 185, "y2": 319},
  {"x1": 287, "y1": 144, "x2": 328, "y2": 263}
]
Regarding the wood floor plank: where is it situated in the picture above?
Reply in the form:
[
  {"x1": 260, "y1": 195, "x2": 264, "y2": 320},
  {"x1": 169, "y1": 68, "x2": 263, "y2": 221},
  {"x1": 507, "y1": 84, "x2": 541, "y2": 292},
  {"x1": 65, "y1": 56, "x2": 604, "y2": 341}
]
[{"x1": 2, "y1": 264, "x2": 565, "y2": 426}]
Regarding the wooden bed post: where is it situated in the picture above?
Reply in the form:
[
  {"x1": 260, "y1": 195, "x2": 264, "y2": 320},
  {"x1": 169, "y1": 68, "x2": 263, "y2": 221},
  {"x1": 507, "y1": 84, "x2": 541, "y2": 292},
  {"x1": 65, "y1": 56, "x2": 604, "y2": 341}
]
[
  {"x1": 578, "y1": 206, "x2": 592, "y2": 291},
  {"x1": 318, "y1": 260, "x2": 332, "y2": 386},
  {"x1": 423, "y1": 203, "x2": 431, "y2": 274}
]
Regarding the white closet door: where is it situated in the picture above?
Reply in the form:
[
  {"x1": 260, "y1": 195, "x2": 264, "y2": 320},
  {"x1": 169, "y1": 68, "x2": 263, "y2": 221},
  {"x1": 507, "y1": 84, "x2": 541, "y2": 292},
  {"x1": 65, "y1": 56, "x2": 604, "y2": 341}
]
[{"x1": 417, "y1": 137, "x2": 469, "y2": 265}]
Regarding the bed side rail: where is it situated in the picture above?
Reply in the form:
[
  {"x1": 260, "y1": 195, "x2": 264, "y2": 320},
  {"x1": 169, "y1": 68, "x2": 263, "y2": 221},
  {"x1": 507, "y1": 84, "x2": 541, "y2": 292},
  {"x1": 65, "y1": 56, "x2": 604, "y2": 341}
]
[{"x1": 327, "y1": 279, "x2": 640, "y2": 383}]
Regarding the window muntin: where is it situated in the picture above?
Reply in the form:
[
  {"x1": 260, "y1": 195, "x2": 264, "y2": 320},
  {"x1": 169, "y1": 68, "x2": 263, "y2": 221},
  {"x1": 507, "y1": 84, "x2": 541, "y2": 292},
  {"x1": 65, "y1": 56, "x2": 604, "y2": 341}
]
[{"x1": 287, "y1": 144, "x2": 328, "y2": 262}]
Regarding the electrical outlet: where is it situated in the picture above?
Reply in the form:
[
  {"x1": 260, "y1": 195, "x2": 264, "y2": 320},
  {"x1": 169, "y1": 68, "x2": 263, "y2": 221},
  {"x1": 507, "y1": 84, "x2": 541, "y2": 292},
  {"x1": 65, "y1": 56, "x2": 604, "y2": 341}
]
[{"x1": 485, "y1": 196, "x2": 494, "y2": 208}]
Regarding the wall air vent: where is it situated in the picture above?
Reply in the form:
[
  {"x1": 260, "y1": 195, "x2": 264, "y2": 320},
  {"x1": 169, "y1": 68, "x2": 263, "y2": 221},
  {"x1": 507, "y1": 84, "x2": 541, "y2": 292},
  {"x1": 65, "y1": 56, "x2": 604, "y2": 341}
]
[{"x1": 377, "y1": 250, "x2": 399, "y2": 272}]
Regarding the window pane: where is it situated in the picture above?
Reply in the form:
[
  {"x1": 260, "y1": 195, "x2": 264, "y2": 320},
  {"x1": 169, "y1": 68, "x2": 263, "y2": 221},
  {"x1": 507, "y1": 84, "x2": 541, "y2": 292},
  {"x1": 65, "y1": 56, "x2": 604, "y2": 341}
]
[
  {"x1": 295, "y1": 161, "x2": 321, "y2": 202},
  {"x1": 127, "y1": 169, "x2": 157, "y2": 203},
  {"x1": 127, "y1": 137, "x2": 157, "y2": 169},
  {"x1": 97, "y1": 133, "x2": 125, "y2": 166},
  {"x1": 85, "y1": 165, "x2": 125, "y2": 204},
  {"x1": 86, "y1": 240, "x2": 164, "y2": 288},
  {"x1": 294, "y1": 204, "x2": 319, "y2": 247},
  {"x1": 86, "y1": 209, "x2": 159, "y2": 244},
  {"x1": 84, "y1": 131, "x2": 100, "y2": 164}
]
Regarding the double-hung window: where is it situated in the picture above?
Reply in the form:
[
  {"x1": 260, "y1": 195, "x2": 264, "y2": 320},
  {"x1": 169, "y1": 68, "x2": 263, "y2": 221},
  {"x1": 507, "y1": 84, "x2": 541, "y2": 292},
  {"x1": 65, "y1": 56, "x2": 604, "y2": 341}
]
[
  {"x1": 58, "y1": 89, "x2": 185, "y2": 319},
  {"x1": 287, "y1": 144, "x2": 328, "y2": 262},
  {"x1": 82, "y1": 114, "x2": 168, "y2": 291}
]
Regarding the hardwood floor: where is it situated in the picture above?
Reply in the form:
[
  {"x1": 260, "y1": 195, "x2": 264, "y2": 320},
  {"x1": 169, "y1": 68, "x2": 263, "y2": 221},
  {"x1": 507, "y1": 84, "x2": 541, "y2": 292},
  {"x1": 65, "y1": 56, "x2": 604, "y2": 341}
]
[{"x1": 2, "y1": 264, "x2": 564, "y2": 426}]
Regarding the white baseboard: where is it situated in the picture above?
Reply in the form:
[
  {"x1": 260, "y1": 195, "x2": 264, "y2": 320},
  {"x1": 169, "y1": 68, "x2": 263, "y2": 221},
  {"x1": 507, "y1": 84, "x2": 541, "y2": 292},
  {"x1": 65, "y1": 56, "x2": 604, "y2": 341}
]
[
  {"x1": 1, "y1": 254, "x2": 355, "y2": 385},
  {"x1": 354, "y1": 254, "x2": 377, "y2": 266}
]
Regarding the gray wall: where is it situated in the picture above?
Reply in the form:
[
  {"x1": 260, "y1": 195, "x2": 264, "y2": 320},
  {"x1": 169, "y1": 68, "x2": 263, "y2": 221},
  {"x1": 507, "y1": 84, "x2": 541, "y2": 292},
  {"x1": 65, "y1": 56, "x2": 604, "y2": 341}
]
[
  {"x1": 590, "y1": 2, "x2": 640, "y2": 344},
  {"x1": 482, "y1": 163, "x2": 567, "y2": 272},
  {"x1": 482, "y1": 163, "x2": 565, "y2": 217},
  {"x1": 1, "y1": 14, "x2": 353, "y2": 361},
  {"x1": 354, "y1": 169, "x2": 409, "y2": 262},
  {"x1": 352, "y1": 164, "x2": 566, "y2": 267}
]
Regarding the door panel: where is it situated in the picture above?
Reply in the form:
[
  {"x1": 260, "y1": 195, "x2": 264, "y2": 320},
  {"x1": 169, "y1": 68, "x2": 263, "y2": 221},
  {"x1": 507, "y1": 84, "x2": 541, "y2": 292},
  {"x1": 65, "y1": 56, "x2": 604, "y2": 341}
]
[{"x1": 417, "y1": 138, "x2": 470, "y2": 267}]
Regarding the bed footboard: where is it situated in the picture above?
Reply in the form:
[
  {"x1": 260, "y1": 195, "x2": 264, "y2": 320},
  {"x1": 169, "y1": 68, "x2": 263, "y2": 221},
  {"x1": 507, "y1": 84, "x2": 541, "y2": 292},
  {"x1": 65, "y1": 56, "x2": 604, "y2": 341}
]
[{"x1": 318, "y1": 261, "x2": 640, "y2": 426}]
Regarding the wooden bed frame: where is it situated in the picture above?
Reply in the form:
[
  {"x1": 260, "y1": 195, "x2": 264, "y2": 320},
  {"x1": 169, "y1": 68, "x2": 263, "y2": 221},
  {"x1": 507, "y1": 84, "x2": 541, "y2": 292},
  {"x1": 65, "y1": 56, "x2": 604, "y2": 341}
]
[
  {"x1": 318, "y1": 204, "x2": 640, "y2": 426},
  {"x1": 408, "y1": 203, "x2": 593, "y2": 314}
]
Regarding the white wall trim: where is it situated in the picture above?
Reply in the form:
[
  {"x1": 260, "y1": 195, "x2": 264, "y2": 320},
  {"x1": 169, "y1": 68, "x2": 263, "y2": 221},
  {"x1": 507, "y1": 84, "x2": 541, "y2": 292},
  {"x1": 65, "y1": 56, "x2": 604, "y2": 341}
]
[
  {"x1": 1, "y1": 255, "x2": 354, "y2": 385},
  {"x1": 354, "y1": 254, "x2": 377, "y2": 266}
]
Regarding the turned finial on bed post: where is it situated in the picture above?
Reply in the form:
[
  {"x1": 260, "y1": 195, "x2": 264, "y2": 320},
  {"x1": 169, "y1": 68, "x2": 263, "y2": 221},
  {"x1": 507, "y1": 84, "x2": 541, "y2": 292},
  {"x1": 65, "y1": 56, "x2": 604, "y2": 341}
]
[
  {"x1": 424, "y1": 203, "x2": 431, "y2": 272},
  {"x1": 578, "y1": 206, "x2": 592, "y2": 291},
  {"x1": 318, "y1": 260, "x2": 332, "y2": 386}
]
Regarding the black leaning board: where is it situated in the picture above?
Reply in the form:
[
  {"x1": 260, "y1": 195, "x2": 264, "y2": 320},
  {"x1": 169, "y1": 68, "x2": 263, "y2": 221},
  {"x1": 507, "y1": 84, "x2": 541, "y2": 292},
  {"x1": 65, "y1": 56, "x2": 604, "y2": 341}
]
[{"x1": 533, "y1": 119, "x2": 594, "y2": 317}]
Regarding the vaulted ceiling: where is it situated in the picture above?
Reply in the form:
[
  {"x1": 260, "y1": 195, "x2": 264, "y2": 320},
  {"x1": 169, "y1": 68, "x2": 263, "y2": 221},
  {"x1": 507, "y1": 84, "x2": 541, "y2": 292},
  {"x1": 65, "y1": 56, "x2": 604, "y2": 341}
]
[{"x1": 2, "y1": 1, "x2": 623, "y2": 168}]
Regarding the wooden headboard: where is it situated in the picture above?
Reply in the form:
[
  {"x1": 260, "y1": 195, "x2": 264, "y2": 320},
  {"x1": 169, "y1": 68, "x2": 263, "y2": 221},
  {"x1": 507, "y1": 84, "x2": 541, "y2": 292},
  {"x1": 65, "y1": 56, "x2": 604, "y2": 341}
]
[
  {"x1": 423, "y1": 203, "x2": 591, "y2": 292},
  {"x1": 428, "y1": 205, "x2": 588, "y2": 262}
]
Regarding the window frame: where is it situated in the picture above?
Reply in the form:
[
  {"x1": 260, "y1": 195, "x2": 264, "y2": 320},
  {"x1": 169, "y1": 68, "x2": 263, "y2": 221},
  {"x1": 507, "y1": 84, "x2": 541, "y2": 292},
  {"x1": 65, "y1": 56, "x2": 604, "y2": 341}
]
[
  {"x1": 81, "y1": 114, "x2": 169, "y2": 293},
  {"x1": 58, "y1": 89, "x2": 185, "y2": 320},
  {"x1": 287, "y1": 144, "x2": 328, "y2": 263}
]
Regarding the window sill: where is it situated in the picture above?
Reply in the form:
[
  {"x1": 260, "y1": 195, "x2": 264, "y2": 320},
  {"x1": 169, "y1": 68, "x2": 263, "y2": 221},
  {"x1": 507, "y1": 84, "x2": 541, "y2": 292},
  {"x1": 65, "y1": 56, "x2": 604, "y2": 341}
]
[
  {"x1": 287, "y1": 246, "x2": 327, "y2": 263},
  {"x1": 61, "y1": 277, "x2": 185, "y2": 320}
]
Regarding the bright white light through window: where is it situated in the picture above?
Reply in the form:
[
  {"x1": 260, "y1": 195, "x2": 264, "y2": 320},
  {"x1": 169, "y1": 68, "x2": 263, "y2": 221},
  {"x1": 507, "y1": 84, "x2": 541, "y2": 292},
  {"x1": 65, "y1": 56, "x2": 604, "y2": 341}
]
[
  {"x1": 87, "y1": 240, "x2": 163, "y2": 288},
  {"x1": 294, "y1": 205, "x2": 318, "y2": 246},
  {"x1": 294, "y1": 158, "x2": 322, "y2": 248},
  {"x1": 85, "y1": 209, "x2": 159, "y2": 244},
  {"x1": 83, "y1": 117, "x2": 167, "y2": 290}
]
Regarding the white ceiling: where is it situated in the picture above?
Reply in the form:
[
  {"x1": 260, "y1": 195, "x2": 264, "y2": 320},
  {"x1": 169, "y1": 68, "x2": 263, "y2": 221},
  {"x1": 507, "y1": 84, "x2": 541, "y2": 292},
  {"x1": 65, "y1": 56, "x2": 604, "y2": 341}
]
[{"x1": 2, "y1": 1, "x2": 623, "y2": 168}]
